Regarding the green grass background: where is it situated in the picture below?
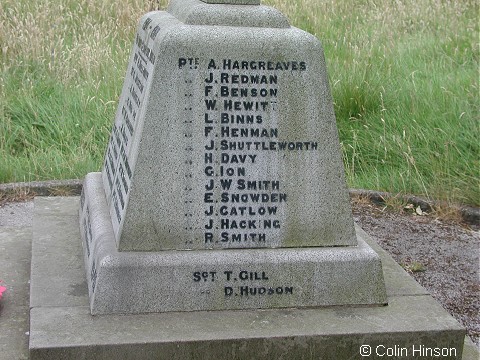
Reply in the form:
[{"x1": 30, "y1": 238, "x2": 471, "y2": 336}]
[{"x1": 0, "y1": 0, "x2": 478, "y2": 205}]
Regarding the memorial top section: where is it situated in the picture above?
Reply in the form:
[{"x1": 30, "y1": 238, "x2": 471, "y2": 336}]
[
  {"x1": 98, "y1": 3, "x2": 356, "y2": 251},
  {"x1": 201, "y1": 0, "x2": 260, "y2": 4},
  {"x1": 168, "y1": 0, "x2": 289, "y2": 28}
]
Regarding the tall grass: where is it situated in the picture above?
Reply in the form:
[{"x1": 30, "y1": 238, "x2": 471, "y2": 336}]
[
  {"x1": 0, "y1": 0, "x2": 478, "y2": 205},
  {"x1": 269, "y1": 0, "x2": 479, "y2": 205},
  {"x1": 0, "y1": 0, "x2": 165, "y2": 181}
]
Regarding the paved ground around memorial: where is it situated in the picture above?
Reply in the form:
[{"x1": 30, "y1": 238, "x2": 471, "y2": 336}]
[{"x1": 0, "y1": 197, "x2": 478, "y2": 358}]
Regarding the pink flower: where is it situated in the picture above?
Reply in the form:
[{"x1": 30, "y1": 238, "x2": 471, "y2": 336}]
[{"x1": 0, "y1": 286, "x2": 6, "y2": 300}]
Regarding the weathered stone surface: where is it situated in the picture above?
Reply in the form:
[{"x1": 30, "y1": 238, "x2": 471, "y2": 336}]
[
  {"x1": 74, "y1": 0, "x2": 391, "y2": 316},
  {"x1": 81, "y1": 173, "x2": 386, "y2": 314},
  {"x1": 169, "y1": 0, "x2": 288, "y2": 27},
  {"x1": 0, "y1": 227, "x2": 31, "y2": 360},
  {"x1": 93, "y1": 2, "x2": 355, "y2": 252},
  {"x1": 30, "y1": 197, "x2": 466, "y2": 359}
]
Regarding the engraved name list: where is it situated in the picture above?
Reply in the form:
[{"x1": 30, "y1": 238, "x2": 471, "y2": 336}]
[{"x1": 179, "y1": 56, "x2": 319, "y2": 249}]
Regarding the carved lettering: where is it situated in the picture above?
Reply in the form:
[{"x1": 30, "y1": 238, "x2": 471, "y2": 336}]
[{"x1": 173, "y1": 56, "x2": 317, "y2": 249}]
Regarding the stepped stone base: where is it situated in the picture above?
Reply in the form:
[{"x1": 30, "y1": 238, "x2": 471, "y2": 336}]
[
  {"x1": 79, "y1": 172, "x2": 387, "y2": 314},
  {"x1": 29, "y1": 197, "x2": 466, "y2": 359}
]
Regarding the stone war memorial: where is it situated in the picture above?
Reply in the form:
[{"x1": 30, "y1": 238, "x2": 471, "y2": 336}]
[{"x1": 29, "y1": 0, "x2": 466, "y2": 358}]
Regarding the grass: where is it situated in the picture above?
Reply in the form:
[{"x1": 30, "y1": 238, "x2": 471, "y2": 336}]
[{"x1": 1, "y1": 0, "x2": 478, "y2": 205}]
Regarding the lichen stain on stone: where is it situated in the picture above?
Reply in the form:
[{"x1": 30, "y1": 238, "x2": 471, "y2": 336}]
[{"x1": 68, "y1": 280, "x2": 88, "y2": 297}]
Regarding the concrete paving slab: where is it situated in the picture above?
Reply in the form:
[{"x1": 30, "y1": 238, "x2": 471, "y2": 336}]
[
  {"x1": 30, "y1": 210, "x2": 87, "y2": 309},
  {"x1": 462, "y1": 337, "x2": 480, "y2": 360},
  {"x1": 29, "y1": 197, "x2": 467, "y2": 359},
  {"x1": 30, "y1": 296, "x2": 465, "y2": 360},
  {"x1": 0, "y1": 227, "x2": 32, "y2": 360},
  {"x1": 0, "y1": 202, "x2": 34, "y2": 227}
]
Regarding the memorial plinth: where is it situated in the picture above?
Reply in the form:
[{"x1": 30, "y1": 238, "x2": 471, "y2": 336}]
[
  {"x1": 78, "y1": 0, "x2": 387, "y2": 314},
  {"x1": 29, "y1": 197, "x2": 466, "y2": 359},
  {"x1": 29, "y1": 1, "x2": 467, "y2": 358}
]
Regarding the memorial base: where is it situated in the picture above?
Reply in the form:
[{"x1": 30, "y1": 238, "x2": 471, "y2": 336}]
[
  {"x1": 29, "y1": 197, "x2": 466, "y2": 359},
  {"x1": 80, "y1": 172, "x2": 387, "y2": 314}
]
